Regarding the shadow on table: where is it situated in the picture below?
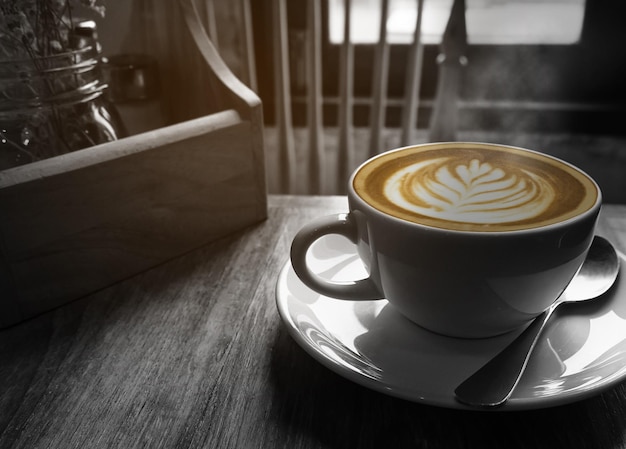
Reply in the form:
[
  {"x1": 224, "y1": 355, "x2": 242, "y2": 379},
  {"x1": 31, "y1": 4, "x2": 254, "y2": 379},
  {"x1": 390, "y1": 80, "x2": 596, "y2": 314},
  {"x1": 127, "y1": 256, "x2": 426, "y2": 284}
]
[
  {"x1": 269, "y1": 325, "x2": 626, "y2": 449},
  {"x1": 0, "y1": 224, "x2": 257, "y2": 442}
]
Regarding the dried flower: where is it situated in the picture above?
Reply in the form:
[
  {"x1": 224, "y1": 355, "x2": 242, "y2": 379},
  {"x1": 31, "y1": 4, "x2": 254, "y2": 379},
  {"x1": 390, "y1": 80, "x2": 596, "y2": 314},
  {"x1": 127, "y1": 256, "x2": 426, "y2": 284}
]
[
  {"x1": 0, "y1": 0, "x2": 111, "y2": 168},
  {"x1": 0, "y1": 0, "x2": 107, "y2": 60}
]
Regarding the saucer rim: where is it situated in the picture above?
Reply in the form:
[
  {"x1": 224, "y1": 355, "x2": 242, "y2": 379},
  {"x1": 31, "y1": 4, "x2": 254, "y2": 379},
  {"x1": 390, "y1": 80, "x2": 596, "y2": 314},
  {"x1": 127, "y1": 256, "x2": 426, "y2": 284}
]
[{"x1": 275, "y1": 251, "x2": 626, "y2": 411}]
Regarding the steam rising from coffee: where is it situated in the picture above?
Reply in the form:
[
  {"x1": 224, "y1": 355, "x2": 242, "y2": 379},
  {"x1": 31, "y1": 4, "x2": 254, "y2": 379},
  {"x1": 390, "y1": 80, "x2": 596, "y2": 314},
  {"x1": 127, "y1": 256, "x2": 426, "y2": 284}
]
[{"x1": 384, "y1": 158, "x2": 554, "y2": 224}]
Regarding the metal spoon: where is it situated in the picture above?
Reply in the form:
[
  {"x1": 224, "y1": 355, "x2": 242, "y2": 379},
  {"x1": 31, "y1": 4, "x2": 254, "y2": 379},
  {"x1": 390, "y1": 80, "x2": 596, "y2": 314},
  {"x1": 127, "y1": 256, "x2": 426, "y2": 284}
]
[{"x1": 455, "y1": 236, "x2": 620, "y2": 408}]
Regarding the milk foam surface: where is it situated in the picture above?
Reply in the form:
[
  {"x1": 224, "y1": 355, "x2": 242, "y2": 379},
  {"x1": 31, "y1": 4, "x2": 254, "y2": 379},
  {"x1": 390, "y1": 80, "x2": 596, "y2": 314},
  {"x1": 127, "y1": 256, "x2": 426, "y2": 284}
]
[
  {"x1": 353, "y1": 143, "x2": 599, "y2": 232},
  {"x1": 384, "y1": 157, "x2": 555, "y2": 224}
]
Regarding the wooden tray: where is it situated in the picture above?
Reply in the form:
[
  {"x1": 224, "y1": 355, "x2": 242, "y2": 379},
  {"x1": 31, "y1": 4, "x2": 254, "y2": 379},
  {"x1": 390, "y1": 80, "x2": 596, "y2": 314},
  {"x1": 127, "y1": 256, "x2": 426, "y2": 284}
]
[{"x1": 0, "y1": 1, "x2": 266, "y2": 327}]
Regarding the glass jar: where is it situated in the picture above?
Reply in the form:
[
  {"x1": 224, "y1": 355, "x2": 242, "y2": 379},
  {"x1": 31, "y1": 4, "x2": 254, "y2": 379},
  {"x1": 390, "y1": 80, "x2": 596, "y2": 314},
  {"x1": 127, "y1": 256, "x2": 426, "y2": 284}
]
[{"x1": 0, "y1": 44, "x2": 125, "y2": 170}]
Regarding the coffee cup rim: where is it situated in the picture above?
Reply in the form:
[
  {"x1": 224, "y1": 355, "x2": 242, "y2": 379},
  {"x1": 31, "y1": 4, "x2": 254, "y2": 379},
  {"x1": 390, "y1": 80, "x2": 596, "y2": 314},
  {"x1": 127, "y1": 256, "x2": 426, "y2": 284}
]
[{"x1": 349, "y1": 142, "x2": 602, "y2": 235}]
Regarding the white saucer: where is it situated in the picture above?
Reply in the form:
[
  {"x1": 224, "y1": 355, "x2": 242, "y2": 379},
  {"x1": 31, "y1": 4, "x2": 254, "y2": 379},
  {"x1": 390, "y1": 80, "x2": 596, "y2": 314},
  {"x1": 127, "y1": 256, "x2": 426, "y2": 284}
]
[{"x1": 276, "y1": 234, "x2": 626, "y2": 410}]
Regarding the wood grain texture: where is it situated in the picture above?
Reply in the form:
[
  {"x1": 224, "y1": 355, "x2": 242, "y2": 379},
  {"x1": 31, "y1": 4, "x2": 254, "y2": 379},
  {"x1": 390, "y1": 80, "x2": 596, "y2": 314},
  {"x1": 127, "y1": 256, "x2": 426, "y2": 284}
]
[
  {"x1": 0, "y1": 196, "x2": 625, "y2": 449},
  {"x1": 0, "y1": 111, "x2": 267, "y2": 327}
]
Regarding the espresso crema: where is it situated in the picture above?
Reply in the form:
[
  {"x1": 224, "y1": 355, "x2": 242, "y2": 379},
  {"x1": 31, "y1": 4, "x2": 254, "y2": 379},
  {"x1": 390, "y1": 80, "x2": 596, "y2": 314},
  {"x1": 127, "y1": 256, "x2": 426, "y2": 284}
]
[{"x1": 353, "y1": 143, "x2": 599, "y2": 231}]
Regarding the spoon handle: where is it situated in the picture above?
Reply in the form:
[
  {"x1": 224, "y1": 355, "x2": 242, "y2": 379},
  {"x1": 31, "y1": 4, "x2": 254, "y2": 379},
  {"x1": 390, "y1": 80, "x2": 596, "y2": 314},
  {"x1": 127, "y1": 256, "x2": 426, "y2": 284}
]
[{"x1": 454, "y1": 306, "x2": 556, "y2": 408}]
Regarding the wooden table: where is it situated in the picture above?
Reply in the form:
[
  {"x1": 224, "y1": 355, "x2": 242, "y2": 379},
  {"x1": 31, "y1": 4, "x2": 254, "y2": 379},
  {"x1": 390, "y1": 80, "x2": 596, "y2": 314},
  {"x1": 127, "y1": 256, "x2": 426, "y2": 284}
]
[{"x1": 1, "y1": 195, "x2": 626, "y2": 449}]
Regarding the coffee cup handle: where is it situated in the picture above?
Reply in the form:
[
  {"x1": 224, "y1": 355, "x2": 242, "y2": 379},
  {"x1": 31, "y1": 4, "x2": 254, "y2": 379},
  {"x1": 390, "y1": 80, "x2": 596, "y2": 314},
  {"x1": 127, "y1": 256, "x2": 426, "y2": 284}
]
[{"x1": 290, "y1": 213, "x2": 384, "y2": 300}]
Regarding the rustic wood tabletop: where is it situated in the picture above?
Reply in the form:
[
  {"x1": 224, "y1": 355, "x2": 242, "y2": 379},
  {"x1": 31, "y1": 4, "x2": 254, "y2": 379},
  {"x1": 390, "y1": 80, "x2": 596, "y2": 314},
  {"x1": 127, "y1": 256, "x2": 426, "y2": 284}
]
[{"x1": 1, "y1": 195, "x2": 625, "y2": 449}]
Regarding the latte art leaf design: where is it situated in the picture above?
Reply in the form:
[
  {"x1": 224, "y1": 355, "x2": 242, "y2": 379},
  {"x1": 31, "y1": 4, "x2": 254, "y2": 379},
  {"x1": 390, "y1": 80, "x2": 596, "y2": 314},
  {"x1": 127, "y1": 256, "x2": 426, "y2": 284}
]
[{"x1": 384, "y1": 157, "x2": 556, "y2": 224}]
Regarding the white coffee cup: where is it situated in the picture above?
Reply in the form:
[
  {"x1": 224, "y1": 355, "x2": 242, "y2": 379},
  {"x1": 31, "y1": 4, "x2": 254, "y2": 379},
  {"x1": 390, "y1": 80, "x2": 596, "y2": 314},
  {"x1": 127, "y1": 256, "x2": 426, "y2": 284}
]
[{"x1": 290, "y1": 142, "x2": 601, "y2": 338}]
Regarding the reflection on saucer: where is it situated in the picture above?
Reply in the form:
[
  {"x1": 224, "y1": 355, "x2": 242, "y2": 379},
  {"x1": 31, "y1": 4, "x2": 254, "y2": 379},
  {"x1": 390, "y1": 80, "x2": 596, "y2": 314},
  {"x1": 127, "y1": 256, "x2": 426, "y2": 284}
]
[{"x1": 277, "y1": 237, "x2": 626, "y2": 410}]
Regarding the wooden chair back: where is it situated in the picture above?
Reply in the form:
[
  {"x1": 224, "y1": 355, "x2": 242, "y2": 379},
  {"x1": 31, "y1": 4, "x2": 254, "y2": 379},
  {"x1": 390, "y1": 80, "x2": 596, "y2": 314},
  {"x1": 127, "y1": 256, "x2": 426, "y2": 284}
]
[
  {"x1": 270, "y1": 0, "x2": 429, "y2": 194},
  {"x1": 184, "y1": 0, "x2": 464, "y2": 194}
]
